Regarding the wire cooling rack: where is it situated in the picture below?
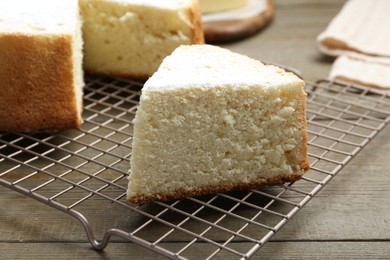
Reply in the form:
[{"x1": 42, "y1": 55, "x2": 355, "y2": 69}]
[{"x1": 1, "y1": 77, "x2": 390, "y2": 259}]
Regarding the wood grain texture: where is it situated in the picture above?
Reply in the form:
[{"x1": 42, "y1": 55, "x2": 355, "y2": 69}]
[
  {"x1": 273, "y1": 124, "x2": 390, "y2": 241},
  {"x1": 222, "y1": 0, "x2": 345, "y2": 81},
  {"x1": 0, "y1": 242, "x2": 389, "y2": 260},
  {"x1": 2, "y1": 0, "x2": 390, "y2": 259}
]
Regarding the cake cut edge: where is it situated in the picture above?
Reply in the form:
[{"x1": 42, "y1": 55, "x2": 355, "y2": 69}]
[{"x1": 128, "y1": 171, "x2": 306, "y2": 205}]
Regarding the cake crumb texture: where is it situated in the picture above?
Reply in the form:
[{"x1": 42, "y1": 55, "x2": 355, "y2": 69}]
[{"x1": 79, "y1": 0, "x2": 204, "y2": 79}]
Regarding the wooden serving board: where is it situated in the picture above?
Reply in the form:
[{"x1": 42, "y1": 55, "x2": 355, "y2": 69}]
[{"x1": 202, "y1": 0, "x2": 275, "y2": 43}]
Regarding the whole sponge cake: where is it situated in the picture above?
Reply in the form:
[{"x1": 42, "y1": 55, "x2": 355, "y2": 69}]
[
  {"x1": 0, "y1": 0, "x2": 84, "y2": 132},
  {"x1": 127, "y1": 45, "x2": 309, "y2": 204},
  {"x1": 79, "y1": 0, "x2": 204, "y2": 80}
]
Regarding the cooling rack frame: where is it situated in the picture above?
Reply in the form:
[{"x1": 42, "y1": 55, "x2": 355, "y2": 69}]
[{"x1": 1, "y1": 77, "x2": 390, "y2": 259}]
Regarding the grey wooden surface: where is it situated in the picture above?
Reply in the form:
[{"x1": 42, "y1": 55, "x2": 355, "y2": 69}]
[{"x1": 1, "y1": 0, "x2": 390, "y2": 259}]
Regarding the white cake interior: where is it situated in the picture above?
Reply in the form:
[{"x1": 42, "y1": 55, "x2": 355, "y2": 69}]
[
  {"x1": 79, "y1": 0, "x2": 199, "y2": 79},
  {"x1": 0, "y1": 0, "x2": 77, "y2": 34}
]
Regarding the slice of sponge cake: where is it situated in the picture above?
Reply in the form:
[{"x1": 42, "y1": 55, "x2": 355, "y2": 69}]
[
  {"x1": 0, "y1": 0, "x2": 84, "y2": 132},
  {"x1": 79, "y1": 0, "x2": 204, "y2": 80},
  {"x1": 127, "y1": 45, "x2": 309, "y2": 204}
]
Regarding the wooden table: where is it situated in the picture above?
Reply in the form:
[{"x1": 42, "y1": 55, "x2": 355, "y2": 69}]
[{"x1": 1, "y1": 0, "x2": 390, "y2": 259}]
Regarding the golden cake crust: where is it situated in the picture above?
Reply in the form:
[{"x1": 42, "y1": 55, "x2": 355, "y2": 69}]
[
  {"x1": 127, "y1": 171, "x2": 305, "y2": 204},
  {"x1": 0, "y1": 33, "x2": 80, "y2": 132},
  {"x1": 189, "y1": 0, "x2": 205, "y2": 44}
]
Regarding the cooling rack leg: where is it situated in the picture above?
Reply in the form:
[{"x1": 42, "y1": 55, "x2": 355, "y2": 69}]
[
  {"x1": 68, "y1": 210, "x2": 111, "y2": 250},
  {"x1": 72, "y1": 211, "x2": 182, "y2": 259},
  {"x1": 1, "y1": 179, "x2": 173, "y2": 254},
  {"x1": 68, "y1": 211, "x2": 146, "y2": 251},
  {"x1": 0, "y1": 180, "x2": 110, "y2": 250}
]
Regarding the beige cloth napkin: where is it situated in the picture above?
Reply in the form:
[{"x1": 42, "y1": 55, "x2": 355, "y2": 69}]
[
  {"x1": 317, "y1": 0, "x2": 390, "y2": 90},
  {"x1": 329, "y1": 54, "x2": 390, "y2": 90}
]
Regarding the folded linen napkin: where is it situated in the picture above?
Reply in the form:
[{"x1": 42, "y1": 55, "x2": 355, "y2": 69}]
[
  {"x1": 329, "y1": 54, "x2": 390, "y2": 90},
  {"x1": 317, "y1": 0, "x2": 390, "y2": 57},
  {"x1": 317, "y1": 0, "x2": 390, "y2": 90}
]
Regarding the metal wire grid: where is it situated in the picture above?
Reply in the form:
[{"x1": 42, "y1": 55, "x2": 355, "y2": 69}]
[{"x1": 1, "y1": 77, "x2": 390, "y2": 259}]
